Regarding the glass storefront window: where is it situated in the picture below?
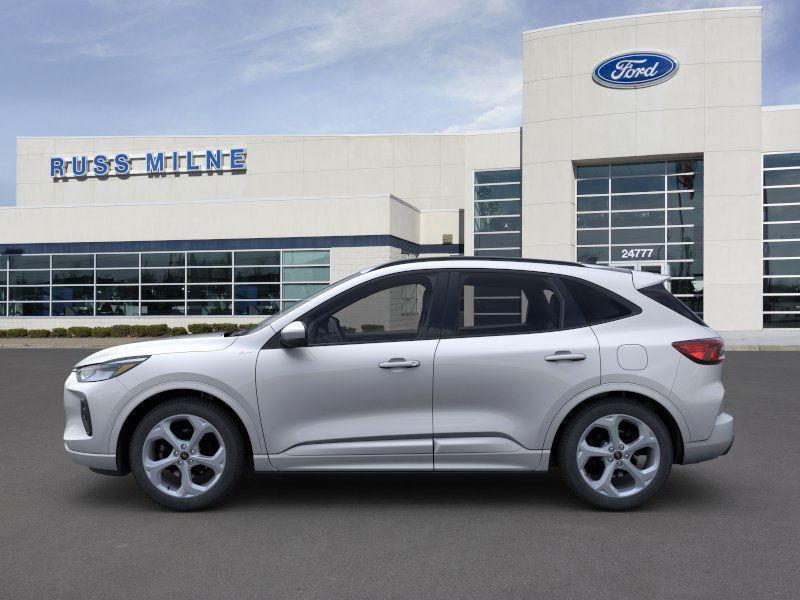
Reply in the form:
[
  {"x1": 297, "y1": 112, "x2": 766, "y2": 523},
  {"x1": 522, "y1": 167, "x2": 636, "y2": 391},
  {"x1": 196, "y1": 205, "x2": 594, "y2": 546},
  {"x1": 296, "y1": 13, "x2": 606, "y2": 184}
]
[
  {"x1": 474, "y1": 170, "x2": 521, "y2": 258},
  {"x1": 9, "y1": 255, "x2": 49, "y2": 269},
  {"x1": 53, "y1": 286, "x2": 94, "y2": 301},
  {"x1": 282, "y1": 266, "x2": 330, "y2": 282},
  {"x1": 52, "y1": 254, "x2": 93, "y2": 269},
  {"x1": 141, "y1": 268, "x2": 184, "y2": 283},
  {"x1": 234, "y1": 251, "x2": 280, "y2": 266},
  {"x1": 187, "y1": 302, "x2": 233, "y2": 315},
  {"x1": 141, "y1": 253, "x2": 185, "y2": 268},
  {"x1": 576, "y1": 159, "x2": 704, "y2": 315},
  {"x1": 0, "y1": 249, "x2": 330, "y2": 318},
  {"x1": 187, "y1": 285, "x2": 232, "y2": 300},
  {"x1": 52, "y1": 270, "x2": 93, "y2": 285},
  {"x1": 188, "y1": 252, "x2": 232, "y2": 267},
  {"x1": 764, "y1": 153, "x2": 800, "y2": 328},
  {"x1": 95, "y1": 286, "x2": 138, "y2": 301},
  {"x1": 234, "y1": 267, "x2": 280, "y2": 282},
  {"x1": 9, "y1": 271, "x2": 50, "y2": 285},
  {"x1": 187, "y1": 268, "x2": 231, "y2": 283},
  {"x1": 52, "y1": 302, "x2": 93, "y2": 316},
  {"x1": 282, "y1": 250, "x2": 329, "y2": 265},
  {"x1": 10, "y1": 287, "x2": 50, "y2": 301},
  {"x1": 8, "y1": 302, "x2": 49, "y2": 316},
  {"x1": 96, "y1": 254, "x2": 137, "y2": 268},
  {"x1": 96, "y1": 269, "x2": 138, "y2": 284}
]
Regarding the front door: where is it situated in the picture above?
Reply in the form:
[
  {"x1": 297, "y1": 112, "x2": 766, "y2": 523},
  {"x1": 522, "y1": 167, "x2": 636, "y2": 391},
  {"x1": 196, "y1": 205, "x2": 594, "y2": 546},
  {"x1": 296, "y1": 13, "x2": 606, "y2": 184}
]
[
  {"x1": 256, "y1": 271, "x2": 446, "y2": 470},
  {"x1": 432, "y1": 270, "x2": 601, "y2": 470}
]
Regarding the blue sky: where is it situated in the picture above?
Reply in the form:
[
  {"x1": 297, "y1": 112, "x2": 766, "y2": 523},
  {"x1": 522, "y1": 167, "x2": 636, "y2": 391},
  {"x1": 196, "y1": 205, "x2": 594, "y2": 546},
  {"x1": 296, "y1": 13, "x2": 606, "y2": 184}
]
[{"x1": 1, "y1": 0, "x2": 798, "y2": 206}]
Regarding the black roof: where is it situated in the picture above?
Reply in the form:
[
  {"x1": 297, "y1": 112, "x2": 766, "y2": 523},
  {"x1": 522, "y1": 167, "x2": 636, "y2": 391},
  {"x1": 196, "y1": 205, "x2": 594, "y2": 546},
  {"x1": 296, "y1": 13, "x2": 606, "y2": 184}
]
[{"x1": 370, "y1": 255, "x2": 587, "y2": 271}]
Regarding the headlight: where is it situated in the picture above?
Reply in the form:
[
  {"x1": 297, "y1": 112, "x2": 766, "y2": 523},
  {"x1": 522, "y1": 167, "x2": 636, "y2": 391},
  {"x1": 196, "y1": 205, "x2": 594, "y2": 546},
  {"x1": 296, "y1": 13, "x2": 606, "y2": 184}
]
[{"x1": 74, "y1": 356, "x2": 149, "y2": 382}]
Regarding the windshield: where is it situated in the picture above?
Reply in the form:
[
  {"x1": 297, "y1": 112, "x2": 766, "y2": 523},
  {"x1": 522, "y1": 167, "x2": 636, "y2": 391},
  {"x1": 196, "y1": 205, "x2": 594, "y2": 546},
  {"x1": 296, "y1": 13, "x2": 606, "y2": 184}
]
[{"x1": 243, "y1": 270, "x2": 365, "y2": 335}]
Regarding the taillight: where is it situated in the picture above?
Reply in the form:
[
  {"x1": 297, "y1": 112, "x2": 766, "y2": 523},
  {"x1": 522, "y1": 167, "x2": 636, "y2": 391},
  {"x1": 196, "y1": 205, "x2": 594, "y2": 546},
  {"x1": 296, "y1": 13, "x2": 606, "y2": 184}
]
[{"x1": 672, "y1": 338, "x2": 725, "y2": 365}]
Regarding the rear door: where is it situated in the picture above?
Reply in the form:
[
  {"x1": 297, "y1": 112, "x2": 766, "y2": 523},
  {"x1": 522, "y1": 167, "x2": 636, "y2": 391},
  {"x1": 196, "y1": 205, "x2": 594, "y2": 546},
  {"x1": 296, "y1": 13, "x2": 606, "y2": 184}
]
[{"x1": 431, "y1": 269, "x2": 601, "y2": 469}]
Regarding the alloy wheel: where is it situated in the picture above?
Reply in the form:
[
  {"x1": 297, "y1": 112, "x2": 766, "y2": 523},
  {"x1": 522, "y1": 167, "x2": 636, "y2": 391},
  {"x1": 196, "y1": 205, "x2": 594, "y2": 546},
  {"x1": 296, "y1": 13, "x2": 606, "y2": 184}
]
[
  {"x1": 576, "y1": 413, "x2": 660, "y2": 498},
  {"x1": 141, "y1": 414, "x2": 226, "y2": 498}
]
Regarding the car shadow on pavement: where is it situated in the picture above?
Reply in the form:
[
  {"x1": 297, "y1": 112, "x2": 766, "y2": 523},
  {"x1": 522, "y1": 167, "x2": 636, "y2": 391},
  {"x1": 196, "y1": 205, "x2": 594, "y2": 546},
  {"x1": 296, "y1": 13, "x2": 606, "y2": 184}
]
[{"x1": 68, "y1": 466, "x2": 727, "y2": 513}]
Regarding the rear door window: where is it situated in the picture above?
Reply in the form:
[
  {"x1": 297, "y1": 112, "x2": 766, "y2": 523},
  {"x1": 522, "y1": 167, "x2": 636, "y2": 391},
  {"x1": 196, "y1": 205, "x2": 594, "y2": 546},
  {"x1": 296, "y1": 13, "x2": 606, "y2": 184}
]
[{"x1": 453, "y1": 271, "x2": 567, "y2": 337}]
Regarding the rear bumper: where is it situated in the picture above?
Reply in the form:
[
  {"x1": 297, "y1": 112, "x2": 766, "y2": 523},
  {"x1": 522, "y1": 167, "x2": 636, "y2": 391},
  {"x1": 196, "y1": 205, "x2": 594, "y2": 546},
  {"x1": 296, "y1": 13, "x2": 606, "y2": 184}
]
[{"x1": 681, "y1": 412, "x2": 734, "y2": 464}]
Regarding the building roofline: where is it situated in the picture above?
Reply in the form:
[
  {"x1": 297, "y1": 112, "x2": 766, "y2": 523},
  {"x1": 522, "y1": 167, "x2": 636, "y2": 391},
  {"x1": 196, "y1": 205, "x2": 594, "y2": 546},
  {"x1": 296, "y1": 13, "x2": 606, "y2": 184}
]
[
  {"x1": 16, "y1": 128, "x2": 520, "y2": 141},
  {"x1": 763, "y1": 104, "x2": 800, "y2": 112},
  {"x1": 0, "y1": 192, "x2": 419, "y2": 212},
  {"x1": 522, "y1": 5, "x2": 761, "y2": 36}
]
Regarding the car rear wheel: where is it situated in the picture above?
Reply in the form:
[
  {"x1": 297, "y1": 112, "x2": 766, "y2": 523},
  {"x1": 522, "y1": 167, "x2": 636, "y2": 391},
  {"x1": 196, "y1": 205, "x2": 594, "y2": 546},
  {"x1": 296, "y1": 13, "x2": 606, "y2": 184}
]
[
  {"x1": 557, "y1": 398, "x2": 673, "y2": 510},
  {"x1": 130, "y1": 397, "x2": 245, "y2": 511}
]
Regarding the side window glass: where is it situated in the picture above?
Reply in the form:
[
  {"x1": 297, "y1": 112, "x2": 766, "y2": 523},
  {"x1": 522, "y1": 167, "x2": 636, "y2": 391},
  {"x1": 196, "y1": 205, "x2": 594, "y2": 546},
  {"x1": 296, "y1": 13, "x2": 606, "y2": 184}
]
[
  {"x1": 457, "y1": 272, "x2": 563, "y2": 336},
  {"x1": 560, "y1": 277, "x2": 640, "y2": 325},
  {"x1": 309, "y1": 275, "x2": 435, "y2": 345}
]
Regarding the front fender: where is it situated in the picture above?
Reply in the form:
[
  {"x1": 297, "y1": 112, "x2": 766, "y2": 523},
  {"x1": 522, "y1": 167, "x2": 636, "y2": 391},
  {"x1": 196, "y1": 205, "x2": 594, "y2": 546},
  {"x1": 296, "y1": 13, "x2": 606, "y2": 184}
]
[
  {"x1": 107, "y1": 379, "x2": 267, "y2": 456},
  {"x1": 539, "y1": 382, "x2": 691, "y2": 452}
]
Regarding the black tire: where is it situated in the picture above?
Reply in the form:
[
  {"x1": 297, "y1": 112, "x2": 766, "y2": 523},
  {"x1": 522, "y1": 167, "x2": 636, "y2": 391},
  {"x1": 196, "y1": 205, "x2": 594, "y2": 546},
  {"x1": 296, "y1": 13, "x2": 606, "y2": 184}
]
[
  {"x1": 557, "y1": 398, "x2": 673, "y2": 510},
  {"x1": 130, "y1": 397, "x2": 246, "y2": 511}
]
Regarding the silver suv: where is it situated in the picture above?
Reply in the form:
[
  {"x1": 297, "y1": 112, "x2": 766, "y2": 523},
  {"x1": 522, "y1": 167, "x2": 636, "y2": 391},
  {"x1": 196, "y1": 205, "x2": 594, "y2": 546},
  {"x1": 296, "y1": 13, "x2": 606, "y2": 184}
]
[{"x1": 63, "y1": 258, "x2": 733, "y2": 511}]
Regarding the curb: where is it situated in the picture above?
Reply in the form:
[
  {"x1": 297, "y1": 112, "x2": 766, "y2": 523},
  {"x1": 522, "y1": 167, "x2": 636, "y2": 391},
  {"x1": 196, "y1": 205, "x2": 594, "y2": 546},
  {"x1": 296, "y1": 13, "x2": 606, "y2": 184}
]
[
  {"x1": 725, "y1": 344, "x2": 800, "y2": 352},
  {"x1": 0, "y1": 338, "x2": 158, "y2": 349}
]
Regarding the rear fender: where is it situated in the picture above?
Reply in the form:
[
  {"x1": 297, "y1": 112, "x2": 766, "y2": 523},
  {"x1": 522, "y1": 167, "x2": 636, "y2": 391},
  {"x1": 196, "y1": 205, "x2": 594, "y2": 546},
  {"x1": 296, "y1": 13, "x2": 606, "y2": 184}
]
[{"x1": 541, "y1": 382, "x2": 691, "y2": 452}]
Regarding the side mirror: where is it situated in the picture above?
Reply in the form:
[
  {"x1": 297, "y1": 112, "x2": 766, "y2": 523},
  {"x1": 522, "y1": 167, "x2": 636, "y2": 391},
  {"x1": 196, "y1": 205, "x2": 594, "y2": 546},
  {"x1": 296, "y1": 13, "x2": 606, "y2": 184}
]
[{"x1": 279, "y1": 321, "x2": 307, "y2": 348}]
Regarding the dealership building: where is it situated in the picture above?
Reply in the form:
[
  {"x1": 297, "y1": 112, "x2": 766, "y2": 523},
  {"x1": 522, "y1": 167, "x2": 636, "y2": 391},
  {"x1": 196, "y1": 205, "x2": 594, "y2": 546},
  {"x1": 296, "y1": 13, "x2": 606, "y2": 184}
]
[{"x1": 2, "y1": 6, "x2": 799, "y2": 331}]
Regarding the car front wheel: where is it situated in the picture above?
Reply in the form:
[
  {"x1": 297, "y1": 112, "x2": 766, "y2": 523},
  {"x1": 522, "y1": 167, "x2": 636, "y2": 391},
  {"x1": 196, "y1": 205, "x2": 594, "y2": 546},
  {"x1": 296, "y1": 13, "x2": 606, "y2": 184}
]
[
  {"x1": 557, "y1": 398, "x2": 673, "y2": 510},
  {"x1": 130, "y1": 397, "x2": 246, "y2": 511}
]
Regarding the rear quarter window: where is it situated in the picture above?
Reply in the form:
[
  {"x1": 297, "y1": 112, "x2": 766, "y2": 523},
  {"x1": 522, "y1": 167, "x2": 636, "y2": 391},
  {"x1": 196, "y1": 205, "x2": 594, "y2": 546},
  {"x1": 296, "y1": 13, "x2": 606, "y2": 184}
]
[
  {"x1": 639, "y1": 282, "x2": 707, "y2": 326},
  {"x1": 559, "y1": 277, "x2": 641, "y2": 325}
]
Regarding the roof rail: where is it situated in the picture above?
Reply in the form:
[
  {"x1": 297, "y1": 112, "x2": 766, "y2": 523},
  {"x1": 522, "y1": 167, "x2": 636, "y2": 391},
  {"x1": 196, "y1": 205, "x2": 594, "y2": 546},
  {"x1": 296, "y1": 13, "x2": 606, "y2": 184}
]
[{"x1": 366, "y1": 255, "x2": 587, "y2": 272}]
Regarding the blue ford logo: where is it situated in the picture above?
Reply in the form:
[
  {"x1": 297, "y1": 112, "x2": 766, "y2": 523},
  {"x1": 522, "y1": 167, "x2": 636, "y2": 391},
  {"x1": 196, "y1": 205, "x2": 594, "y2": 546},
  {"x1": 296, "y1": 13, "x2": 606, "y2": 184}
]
[{"x1": 593, "y1": 52, "x2": 678, "y2": 89}]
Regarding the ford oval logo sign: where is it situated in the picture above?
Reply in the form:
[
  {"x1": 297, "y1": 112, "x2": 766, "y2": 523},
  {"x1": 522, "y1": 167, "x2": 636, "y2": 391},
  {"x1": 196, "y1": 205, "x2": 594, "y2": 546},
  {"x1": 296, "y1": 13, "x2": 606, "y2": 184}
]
[{"x1": 593, "y1": 52, "x2": 679, "y2": 89}]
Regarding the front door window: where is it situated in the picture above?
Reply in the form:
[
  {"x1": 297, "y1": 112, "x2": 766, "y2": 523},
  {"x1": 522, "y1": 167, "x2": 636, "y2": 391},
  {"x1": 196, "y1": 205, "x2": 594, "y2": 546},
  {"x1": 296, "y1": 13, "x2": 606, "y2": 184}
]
[{"x1": 307, "y1": 274, "x2": 436, "y2": 345}]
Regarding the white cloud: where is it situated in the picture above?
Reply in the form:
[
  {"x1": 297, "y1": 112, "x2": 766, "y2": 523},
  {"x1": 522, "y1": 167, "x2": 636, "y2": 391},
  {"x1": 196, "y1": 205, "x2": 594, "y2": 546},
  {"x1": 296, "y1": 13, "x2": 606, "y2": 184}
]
[
  {"x1": 442, "y1": 103, "x2": 521, "y2": 132},
  {"x1": 236, "y1": 0, "x2": 482, "y2": 82}
]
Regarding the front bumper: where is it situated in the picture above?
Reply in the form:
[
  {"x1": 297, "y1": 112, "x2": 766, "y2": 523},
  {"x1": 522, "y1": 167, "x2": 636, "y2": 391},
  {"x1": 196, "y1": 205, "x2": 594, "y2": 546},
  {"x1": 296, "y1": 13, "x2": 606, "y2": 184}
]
[
  {"x1": 63, "y1": 372, "x2": 131, "y2": 467},
  {"x1": 64, "y1": 443, "x2": 119, "y2": 472},
  {"x1": 681, "y1": 412, "x2": 734, "y2": 464}
]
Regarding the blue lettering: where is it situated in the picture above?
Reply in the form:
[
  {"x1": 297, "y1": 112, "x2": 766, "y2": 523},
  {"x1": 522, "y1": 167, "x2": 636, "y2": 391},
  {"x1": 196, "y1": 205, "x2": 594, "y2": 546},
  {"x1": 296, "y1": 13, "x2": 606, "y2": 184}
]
[
  {"x1": 113, "y1": 153, "x2": 130, "y2": 175},
  {"x1": 186, "y1": 150, "x2": 200, "y2": 172},
  {"x1": 93, "y1": 154, "x2": 109, "y2": 176},
  {"x1": 50, "y1": 158, "x2": 65, "y2": 177},
  {"x1": 230, "y1": 148, "x2": 246, "y2": 170},
  {"x1": 146, "y1": 152, "x2": 165, "y2": 173},
  {"x1": 172, "y1": 151, "x2": 180, "y2": 172},
  {"x1": 72, "y1": 156, "x2": 88, "y2": 177},
  {"x1": 205, "y1": 149, "x2": 222, "y2": 170}
]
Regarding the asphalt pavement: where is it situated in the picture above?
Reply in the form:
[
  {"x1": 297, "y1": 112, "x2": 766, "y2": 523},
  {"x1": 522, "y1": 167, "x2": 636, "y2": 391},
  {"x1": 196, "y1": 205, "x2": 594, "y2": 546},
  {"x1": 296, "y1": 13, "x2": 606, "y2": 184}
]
[{"x1": 0, "y1": 349, "x2": 798, "y2": 599}]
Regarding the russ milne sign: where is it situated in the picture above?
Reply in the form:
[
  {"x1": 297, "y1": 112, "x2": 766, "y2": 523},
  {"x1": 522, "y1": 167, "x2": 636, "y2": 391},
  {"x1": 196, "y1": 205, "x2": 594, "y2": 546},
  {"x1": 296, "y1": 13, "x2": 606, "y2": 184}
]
[
  {"x1": 593, "y1": 52, "x2": 678, "y2": 89},
  {"x1": 50, "y1": 148, "x2": 246, "y2": 179}
]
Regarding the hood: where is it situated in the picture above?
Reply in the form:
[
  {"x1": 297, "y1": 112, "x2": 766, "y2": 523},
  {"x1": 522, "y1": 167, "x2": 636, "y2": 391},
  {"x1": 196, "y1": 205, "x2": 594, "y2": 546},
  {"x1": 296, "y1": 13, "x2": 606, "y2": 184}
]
[{"x1": 74, "y1": 332, "x2": 238, "y2": 367}]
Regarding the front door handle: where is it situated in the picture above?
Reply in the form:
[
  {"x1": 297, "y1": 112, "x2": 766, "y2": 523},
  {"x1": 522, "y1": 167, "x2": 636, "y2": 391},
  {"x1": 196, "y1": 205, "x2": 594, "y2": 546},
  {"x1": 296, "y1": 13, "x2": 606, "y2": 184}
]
[
  {"x1": 378, "y1": 358, "x2": 421, "y2": 369},
  {"x1": 545, "y1": 351, "x2": 586, "y2": 362}
]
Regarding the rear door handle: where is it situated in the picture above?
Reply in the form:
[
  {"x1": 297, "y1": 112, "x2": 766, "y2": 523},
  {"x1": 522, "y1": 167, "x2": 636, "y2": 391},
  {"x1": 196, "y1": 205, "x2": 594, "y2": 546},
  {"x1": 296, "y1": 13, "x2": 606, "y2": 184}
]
[
  {"x1": 545, "y1": 351, "x2": 586, "y2": 362},
  {"x1": 378, "y1": 358, "x2": 421, "y2": 369}
]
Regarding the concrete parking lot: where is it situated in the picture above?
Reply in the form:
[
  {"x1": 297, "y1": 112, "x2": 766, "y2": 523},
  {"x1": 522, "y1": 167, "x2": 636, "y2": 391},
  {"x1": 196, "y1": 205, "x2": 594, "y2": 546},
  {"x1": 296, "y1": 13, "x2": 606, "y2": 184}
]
[{"x1": 1, "y1": 349, "x2": 798, "y2": 599}]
